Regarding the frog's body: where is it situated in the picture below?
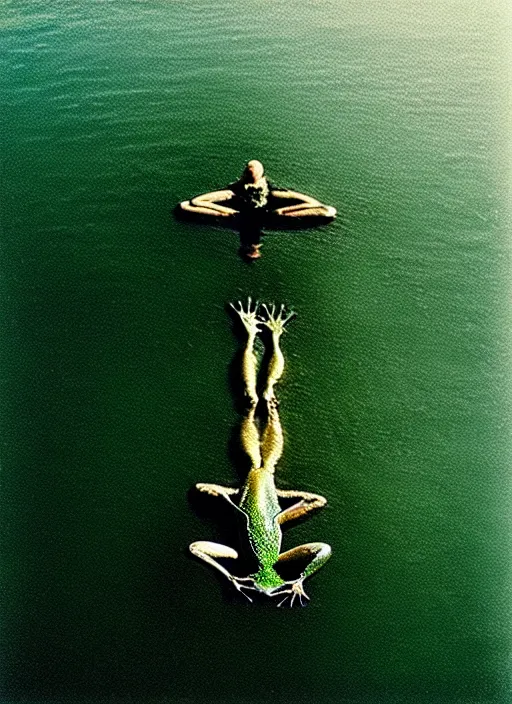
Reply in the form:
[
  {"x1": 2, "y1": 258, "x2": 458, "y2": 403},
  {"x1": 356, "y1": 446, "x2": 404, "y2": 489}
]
[{"x1": 190, "y1": 300, "x2": 331, "y2": 606}]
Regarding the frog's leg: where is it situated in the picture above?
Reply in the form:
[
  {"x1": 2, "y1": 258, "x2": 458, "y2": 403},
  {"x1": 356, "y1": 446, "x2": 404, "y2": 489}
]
[
  {"x1": 231, "y1": 298, "x2": 264, "y2": 468},
  {"x1": 276, "y1": 489, "x2": 327, "y2": 524},
  {"x1": 260, "y1": 304, "x2": 295, "y2": 403},
  {"x1": 195, "y1": 483, "x2": 240, "y2": 505},
  {"x1": 277, "y1": 542, "x2": 332, "y2": 579},
  {"x1": 230, "y1": 298, "x2": 261, "y2": 408},
  {"x1": 189, "y1": 541, "x2": 256, "y2": 601},
  {"x1": 260, "y1": 398, "x2": 283, "y2": 474},
  {"x1": 273, "y1": 542, "x2": 332, "y2": 606},
  {"x1": 259, "y1": 304, "x2": 292, "y2": 472},
  {"x1": 240, "y1": 404, "x2": 262, "y2": 469}
]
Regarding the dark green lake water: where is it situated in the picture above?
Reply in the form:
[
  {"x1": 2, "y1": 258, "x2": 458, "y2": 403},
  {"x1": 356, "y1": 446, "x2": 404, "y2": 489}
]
[{"x1": 1, "y1": 1, "x2": 511, "y2": 702}]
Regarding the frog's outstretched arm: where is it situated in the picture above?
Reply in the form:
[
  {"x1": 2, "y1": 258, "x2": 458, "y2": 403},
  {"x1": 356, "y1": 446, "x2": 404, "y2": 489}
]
[
  {"x1": 276, "y1": 489, "x2": 327, "y2": 524},
  {"x1": 189, "y1": 540, "x2": 256, "y2": 601},
  {"x1": 230, "y1": 298, "x2": 261, "y2": 408},
  {"x1": 195, "y1": 483, "x2": 240, "y2": 504},
  {"x1": 274, "y1": 542, "x2": 332, "y2": 606},
  {"x1": 261, "y1": 304, "x2": 295, "y2": 403}
]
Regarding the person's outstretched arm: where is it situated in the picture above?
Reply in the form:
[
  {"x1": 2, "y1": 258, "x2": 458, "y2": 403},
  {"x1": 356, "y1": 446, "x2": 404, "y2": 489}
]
[
  {"x1": 270, "y1": 189, "x2": 336, "y2": 218},
  {"x1": 270, "y1": 189, "x2": 322, "y2": 207},
  {"x1": 179, "y1": 189, "x2": 238, "y2": 217}
]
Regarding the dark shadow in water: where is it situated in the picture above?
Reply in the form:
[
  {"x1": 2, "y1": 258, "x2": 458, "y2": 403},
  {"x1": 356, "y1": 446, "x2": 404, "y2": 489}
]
[{"x1": 174, "y1": 203, "x2": 336, "y2": 262}]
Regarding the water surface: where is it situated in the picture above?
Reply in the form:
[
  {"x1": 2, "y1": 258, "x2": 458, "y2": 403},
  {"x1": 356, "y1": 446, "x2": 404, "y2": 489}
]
[{"x1": 1, "y1": 1, "x2": 511, "y2": 702}]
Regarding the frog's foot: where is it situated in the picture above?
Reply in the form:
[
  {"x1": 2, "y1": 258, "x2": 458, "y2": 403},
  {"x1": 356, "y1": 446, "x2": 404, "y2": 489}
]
[
  {"x1": 274, "y1": 580, "x2": 310, "y2": 608},
  {"x1": 260, "y1": 303, "x2": 295, "y2": 337},
  {"x1": 229, "y1": 575, "x2": 258, "y2": 603},
  {"x1": 230, "y1": 297, "x2": 262, "y2": 337}
]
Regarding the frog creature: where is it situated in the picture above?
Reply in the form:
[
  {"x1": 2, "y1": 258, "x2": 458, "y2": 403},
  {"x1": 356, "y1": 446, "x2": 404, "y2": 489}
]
[{"x1": 189, "y1": 300, "x2": 331, "y2": 606}]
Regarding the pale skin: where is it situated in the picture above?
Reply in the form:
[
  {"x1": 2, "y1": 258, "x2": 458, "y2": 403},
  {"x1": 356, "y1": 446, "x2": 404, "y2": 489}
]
[
  {"x1": 190, "y1": 299, "x2": 331, "y2": 606},
  {"x1": 179, "y1": 160, "x2": 337, "y2": 220}
]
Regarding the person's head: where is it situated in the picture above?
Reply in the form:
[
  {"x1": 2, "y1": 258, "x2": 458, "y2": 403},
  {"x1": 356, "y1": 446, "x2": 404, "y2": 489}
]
[{"x1": 242, "y1": 160, "x2": 265, "y2": 183}]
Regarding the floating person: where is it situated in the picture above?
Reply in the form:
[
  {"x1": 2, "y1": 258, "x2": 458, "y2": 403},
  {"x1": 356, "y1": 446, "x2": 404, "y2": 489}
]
[
  {"x1": 190, "y1": 300, "x2": 331, "y2": 606},
  {"x1": 177, "y1": 160, "x2": 336, "y2": 259}
]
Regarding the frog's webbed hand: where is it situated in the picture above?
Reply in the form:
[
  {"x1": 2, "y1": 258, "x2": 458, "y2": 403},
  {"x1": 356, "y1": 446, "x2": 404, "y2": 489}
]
[
  {"x1": 260, "y1": 304, "x2": 295, "y2": 403},
  {"x1": 195, "y1": 483, "x2": 240, "y2": 506},
  {"x1": 276, "y1": 489, "x2": 327, "y2": 525},
  {"x1": 272, "y1": 542, "x2": 332, "y2": 607},
  {"x1": 189, "y1": 541, "x2": 255, "y2": 602},
  {"x1": 230, "y1": 298, "x2": 261, "y2": 408}
]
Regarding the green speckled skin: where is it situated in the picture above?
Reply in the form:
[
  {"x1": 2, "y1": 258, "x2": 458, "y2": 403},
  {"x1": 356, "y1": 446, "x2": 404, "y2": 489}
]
[
  {"x1": 190, "y1": 301, "x2": 331, "y2": 606},
  {"x1": 239, "y1": 468, "x2": 284, "y2": 586}
]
